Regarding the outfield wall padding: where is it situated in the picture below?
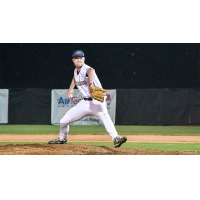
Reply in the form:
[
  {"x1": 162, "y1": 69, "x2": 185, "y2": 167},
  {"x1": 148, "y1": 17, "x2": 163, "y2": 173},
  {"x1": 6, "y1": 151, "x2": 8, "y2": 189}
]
[
  {"x1": 115, "y1": 88, "x2": 200, "y2": 125},
  {"x1": 189, "y1": 88, "x2": 200, "y2": 124},
  {"x1": 8, "y1": 89, "x2": 51, "y2": 124},
  {"x1": 7, "y1": 88, "x2": 200, "y2": 125}
]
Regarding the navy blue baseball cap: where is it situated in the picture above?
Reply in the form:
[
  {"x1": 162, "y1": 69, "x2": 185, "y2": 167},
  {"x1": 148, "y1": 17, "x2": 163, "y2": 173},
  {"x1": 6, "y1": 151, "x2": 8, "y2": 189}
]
[{"x1": 72, "y1": 50, "x2": 85, "y2": 58}]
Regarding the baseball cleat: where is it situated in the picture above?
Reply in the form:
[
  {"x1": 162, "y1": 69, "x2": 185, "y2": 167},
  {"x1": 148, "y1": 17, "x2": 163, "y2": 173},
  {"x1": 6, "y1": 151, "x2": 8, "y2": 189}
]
[
  {"x1": 48, "y1": 137, "x2": 68, "y2": 144},
  {"x1": 114, "y1": 136, "x2": 127, "y2": 148}
]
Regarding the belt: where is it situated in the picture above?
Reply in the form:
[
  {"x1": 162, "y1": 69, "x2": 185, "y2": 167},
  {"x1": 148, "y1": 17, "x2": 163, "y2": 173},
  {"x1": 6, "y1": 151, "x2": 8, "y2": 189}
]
[{"x1": 83, "y1": 97, "x2": 93, "y2": 101}]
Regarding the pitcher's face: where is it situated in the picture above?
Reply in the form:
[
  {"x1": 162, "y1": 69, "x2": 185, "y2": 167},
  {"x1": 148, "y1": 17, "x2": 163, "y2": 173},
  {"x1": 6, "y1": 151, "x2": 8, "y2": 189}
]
[{"x1": 72, "y1": 57, "x2": 85, "y2": 68}]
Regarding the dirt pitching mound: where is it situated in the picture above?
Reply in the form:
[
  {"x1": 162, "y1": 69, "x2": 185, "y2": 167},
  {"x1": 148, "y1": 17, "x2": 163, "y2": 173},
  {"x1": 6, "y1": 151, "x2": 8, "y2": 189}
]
[{"x1": 0, "y1": 143, "x2": 199, "y2": 155}]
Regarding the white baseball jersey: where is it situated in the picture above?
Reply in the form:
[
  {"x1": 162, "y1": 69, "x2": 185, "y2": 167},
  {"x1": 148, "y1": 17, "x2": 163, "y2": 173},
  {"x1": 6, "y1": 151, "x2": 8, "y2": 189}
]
[{"x1": 74, "y1": 64, "x2": 102, "y2": 98}]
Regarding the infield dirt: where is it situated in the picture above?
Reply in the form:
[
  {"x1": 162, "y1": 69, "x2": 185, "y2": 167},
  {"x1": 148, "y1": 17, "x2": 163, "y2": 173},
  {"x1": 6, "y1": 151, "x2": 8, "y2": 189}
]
[
  {"x1": 1, "y1": 134, "x2": 200, "y2": 143},
  {"x1": 1, "y1": 143, "x2": 200, "y2": 155}
]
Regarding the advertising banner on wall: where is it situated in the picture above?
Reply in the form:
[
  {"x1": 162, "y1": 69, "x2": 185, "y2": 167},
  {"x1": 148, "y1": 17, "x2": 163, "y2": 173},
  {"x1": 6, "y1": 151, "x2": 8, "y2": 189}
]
[
  {"x1": 51, "y1": 89, "x2": 116, "y2": 125},
  {"x1": 0, "y1": 89, "x2": 9, "y2": 123}
]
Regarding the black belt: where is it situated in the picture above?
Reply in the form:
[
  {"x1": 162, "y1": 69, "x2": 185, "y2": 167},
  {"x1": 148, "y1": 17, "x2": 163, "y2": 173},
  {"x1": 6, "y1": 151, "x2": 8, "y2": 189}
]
[{"x1": 83, "y1": 97, "x2": 93, "y2": 101}]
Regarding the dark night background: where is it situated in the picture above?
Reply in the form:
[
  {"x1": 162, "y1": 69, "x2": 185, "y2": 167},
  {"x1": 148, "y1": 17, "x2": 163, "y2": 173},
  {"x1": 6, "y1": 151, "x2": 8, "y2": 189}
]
[{"x1": 0, "y1": 43, "x2": 199, "y2": 89}]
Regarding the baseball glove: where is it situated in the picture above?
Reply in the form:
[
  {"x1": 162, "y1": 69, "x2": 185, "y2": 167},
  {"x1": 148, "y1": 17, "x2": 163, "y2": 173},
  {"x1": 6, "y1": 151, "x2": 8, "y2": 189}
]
[{"x1": 90, "y1": 85, "x2": 106, "y2": 102}]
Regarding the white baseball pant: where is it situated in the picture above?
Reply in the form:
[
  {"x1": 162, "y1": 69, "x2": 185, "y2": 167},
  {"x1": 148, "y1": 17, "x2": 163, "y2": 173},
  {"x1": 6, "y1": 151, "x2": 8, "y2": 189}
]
[{"x1": 59, "y1": 99, "x2": 119, "y2": 141}]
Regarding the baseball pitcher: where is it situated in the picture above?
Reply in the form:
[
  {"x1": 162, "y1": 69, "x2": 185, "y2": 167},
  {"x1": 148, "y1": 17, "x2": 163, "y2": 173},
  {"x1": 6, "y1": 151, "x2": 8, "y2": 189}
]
[{"x1": 48, "y1": 50, "x2": 127, "y2": 147}]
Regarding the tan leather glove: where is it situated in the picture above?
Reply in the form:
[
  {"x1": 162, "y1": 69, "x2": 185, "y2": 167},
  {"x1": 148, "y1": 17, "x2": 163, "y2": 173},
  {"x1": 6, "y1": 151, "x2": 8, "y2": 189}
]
[{"x1": 89, "y1": 85, "x2": 106, "y2": 102}]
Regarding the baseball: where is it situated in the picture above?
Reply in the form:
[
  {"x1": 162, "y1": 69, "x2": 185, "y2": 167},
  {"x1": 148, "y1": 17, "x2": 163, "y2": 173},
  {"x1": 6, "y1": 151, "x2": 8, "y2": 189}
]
[{"x1": 71, "y1": 94, "x2": 73, "y2": 98}]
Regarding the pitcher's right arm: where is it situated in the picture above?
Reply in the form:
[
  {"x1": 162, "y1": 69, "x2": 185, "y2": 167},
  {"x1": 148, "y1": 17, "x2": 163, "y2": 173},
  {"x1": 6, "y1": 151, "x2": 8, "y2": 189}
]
[{"x1": 67, "y1": 77, "x2": 75, "y2": 98}]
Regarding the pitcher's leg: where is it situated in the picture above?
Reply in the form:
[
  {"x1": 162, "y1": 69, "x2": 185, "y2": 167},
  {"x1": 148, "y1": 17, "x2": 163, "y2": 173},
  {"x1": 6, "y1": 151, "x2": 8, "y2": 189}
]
[
  {"x1": 60, "y1": 124, "x2": 69, "y2": 141},
  {"x1": 91, "y1": 100, "x2": 119, "y2": 140},
  {"x1": 95, "y1": 108, "x2": 127, "y2": 147},
  {"x1": 91, "y1": 100, "x2": 127, "y2": 147},
  {"x1": 96, "y1": 111, "x2": 119, "y2": 140},
  {"x1": 59, "y1": 100, "x2": 89, "y2": 140}
]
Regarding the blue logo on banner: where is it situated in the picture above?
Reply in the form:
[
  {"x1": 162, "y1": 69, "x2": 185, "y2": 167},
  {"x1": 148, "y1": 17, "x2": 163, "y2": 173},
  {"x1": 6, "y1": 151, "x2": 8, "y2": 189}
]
[
  {"x1": 57, "y1": 96, "x2": 82, "y2": 107},
  {"x1": 58, "y1": 97, "x2": 70, "y2": 107}
]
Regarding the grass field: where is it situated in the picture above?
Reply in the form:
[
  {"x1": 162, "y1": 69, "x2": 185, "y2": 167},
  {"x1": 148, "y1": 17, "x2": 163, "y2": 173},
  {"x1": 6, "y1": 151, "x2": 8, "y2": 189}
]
[{"x1": 0, "y1": 125, "x2": 200, "y2": 135}]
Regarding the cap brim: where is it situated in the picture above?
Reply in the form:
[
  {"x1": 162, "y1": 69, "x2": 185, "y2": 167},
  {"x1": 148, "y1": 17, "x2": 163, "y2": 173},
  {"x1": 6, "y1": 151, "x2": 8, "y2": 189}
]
[{"x1": 73, "y1": 55, "x2": 85, "y2": 58}]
